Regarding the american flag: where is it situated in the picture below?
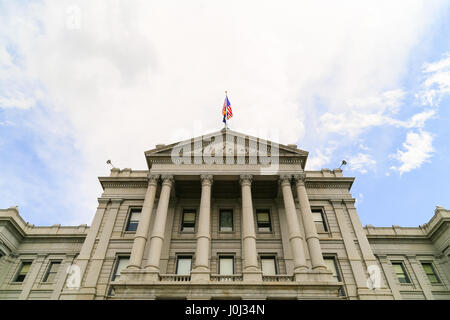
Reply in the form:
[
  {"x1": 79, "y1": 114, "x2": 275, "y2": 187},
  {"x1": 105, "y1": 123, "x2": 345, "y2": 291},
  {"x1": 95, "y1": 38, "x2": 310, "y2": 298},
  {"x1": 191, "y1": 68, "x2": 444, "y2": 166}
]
[{"x1": 222, "y1": 95, "x2": 233, "y2": 124}]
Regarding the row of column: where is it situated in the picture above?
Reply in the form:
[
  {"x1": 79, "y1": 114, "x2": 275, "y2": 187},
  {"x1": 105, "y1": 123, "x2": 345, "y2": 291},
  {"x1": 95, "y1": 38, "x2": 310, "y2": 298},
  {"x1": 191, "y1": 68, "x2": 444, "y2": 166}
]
[{"x1": 126, "y1": 172, "x2": 327, "y2": 280}]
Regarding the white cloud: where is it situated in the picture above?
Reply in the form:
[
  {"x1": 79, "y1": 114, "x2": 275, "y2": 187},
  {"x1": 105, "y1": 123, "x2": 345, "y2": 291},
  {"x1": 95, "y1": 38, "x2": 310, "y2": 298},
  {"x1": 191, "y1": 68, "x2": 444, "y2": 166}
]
[
  {"x1": 347, "y1": 153, "x2": 376, "y2": 174},
  {"x1": 0, "y1": 0, "x2": 448, "y2": 224},
  {"x1": 305, "y1": 147, "x2": 335, "y2": 170},
  {"x1": 418, "y1": 53, "x2": 450, "y2": 106},
  {"x1": 390, "y1": 130, "x2": 434, "y2": 174}
]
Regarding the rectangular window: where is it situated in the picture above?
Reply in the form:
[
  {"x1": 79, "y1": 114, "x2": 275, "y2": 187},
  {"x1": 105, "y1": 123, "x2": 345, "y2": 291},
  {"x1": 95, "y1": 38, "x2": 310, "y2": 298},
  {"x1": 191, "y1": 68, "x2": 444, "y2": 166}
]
[
  {"x1": 261, "y1": 256, "x2": 277, "y2": 275},
  {"x1": 219, "y1": 256, "x2": 234, "y2": 275},
  {"x1": 324, "y1": 257, "x2": 341, "y2": 281},
  {"x1": 312, "y1": 208, "x2": 328, "y2": 233},
  {"x1": 256, "y1": 209, "x2": 272, "y2": 232},
  {"x1": 422, "y1": 263, "x2": 440, "y2": 284},
  {"x1": 176, "y1": 256, "x2": 192, "y2": 275},
  {"x1": 112, "y1": 256, "x2": 130, "y2": 281},
  {"x1": 43, "y1": 261, "x2": 61, "y2": 283},
  {"x1": 14, "y1": 261, "x2": 32, "y2": 283},
  {"x1": 219, "y1": 210, "x2": 233, "y2": 232},
  {"x1": 181, "y1": 209, "x2": 196, "y2": 232},
  {"x1": 392, "y1": 262, "x2": 411, "y2": 283},
  {"x1": 126, "y1": 208, "x2": 141, "y2": 232},
  {"x1": 324, "y1": 256, "x2": 345, "y2": 296}
]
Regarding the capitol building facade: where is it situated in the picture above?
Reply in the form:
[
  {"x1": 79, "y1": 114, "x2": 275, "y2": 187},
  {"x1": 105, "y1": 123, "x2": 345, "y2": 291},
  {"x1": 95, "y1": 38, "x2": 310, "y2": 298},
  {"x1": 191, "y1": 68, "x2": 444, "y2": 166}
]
[{"x1": 0, "y1": 129, "x2": 449, "y2": 300}]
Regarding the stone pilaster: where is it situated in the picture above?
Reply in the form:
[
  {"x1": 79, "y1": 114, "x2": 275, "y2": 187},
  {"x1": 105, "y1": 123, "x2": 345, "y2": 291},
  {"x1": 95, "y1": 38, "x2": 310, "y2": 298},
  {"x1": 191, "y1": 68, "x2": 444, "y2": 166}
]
[
  {"x1": 75, "y1": 198, "x2": 109, "y2": 284},
  {"x1": 127, "y1": 174, "x2": 160, "y2": 270},
  {"x1": 406, "y1": 255, "x2": 434, "y2": 300},
  {"x1": 145, "y1": 175, "x2": 174, "y2": 279},
  {"x1": 240, "y1": 174, "x2": 262, "y2": 282},
  {"x1": 191, "y1": 174, "x2": 213, "y2": 283},
  {"x1": 84, "y1": 199, "x2": 123, "y2": 293}
]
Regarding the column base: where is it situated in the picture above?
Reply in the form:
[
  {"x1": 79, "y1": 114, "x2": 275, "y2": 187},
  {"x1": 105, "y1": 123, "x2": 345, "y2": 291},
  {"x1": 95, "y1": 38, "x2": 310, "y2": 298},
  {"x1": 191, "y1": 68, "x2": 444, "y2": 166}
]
[
  {"x1": 59, "y1": 287, "x2": 96, "y2": 300},
  {"x1": 243, "y1": 270, "x2": 263, "y2": 283},
  {"x1": 294, "y1": 268, "x2": 335, "y2": 283},
  {"x1": 120, "y1": 268, "x2": 160, "y2": 282},
  {"x1": 190, "y1": 269, "x2": 211, "y2": 283}
]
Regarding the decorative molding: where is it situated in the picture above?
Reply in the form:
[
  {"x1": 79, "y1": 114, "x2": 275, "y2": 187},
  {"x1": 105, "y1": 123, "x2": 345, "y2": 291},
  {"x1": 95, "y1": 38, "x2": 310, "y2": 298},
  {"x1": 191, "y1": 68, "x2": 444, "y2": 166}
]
[
  {"x1": 279, "y1": 174, "x2": 292, "y2": 185},
  {"x1": 200, "y1": 174, "x2": 214, "y2": 186},
  {"x1": 101, "y1": 182, "x2": 148, "y2": 189},
  {"x1": 305, "y1": 182, "x2": 351, "y2": 189},
  {"x1": 293, "y1": 173, "x2": 306, "y2": 189},
  {"x1": 147, "y1": 174, "x2": 160, "y2": 187},
  {"x1": 161, "y1": 174, "x2": 174, "y2": 186},
  {"x1": 239, "y1": 174, "x2": 253, "y2": 186}
]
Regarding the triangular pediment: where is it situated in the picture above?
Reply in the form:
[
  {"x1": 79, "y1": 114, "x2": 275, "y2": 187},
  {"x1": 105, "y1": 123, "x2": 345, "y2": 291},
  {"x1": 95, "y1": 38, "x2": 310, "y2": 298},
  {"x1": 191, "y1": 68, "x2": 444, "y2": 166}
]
[{"x1": 145, "y1": 128, "x2": 308, "y2": 168}]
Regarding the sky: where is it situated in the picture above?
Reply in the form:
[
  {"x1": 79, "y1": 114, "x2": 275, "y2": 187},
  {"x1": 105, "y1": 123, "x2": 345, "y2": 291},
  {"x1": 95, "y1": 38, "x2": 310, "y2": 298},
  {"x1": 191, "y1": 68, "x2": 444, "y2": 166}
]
[{"x1": 0, "y1": 0, "x2": 449, "y2": 227}]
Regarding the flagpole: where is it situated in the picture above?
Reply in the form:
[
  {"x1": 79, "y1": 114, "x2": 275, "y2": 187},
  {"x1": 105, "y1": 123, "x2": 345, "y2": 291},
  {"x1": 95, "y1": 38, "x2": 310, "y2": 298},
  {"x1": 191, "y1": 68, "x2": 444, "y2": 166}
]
[{"x1": 224, "y1": 90, "x2": 228, "y2": 130}]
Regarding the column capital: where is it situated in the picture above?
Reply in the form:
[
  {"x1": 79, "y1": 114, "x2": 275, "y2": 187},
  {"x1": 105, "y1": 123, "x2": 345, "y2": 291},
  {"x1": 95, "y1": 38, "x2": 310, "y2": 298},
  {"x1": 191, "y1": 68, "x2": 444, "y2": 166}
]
[
  {"x1": 161, "y1": 174, "x2": 174, "y2": 186},
  {"x1": 279, "y1": 174, "x2": 292, "y2": 186},
  {"x1": 147, "y1": 174, "x2": 160, "y2": 187},
  {"x1": 293, "y1": 172, "x2": 306, "y2": 186},
  {"x1": 200, "y1": 174, "x2": 214, "y2": 186},
  {"x1": 239, "y1": 174, "x2": 253, "y2": 186}
]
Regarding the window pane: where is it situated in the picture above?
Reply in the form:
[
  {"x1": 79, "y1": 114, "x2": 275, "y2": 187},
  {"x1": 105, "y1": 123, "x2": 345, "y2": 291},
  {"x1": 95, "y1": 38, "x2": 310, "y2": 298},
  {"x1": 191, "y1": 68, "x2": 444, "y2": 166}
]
[
  {"x1": 219, "y1": 258, "x2": 234, "y2": 275},
  {"x1": 177, "y1": 258, "x2": 192, "y2": 275},
  {"x1": 114, "y1": 257, "x2": 130, "y2": 280},
  {"x1": 184, "y1": 212, "x2": 196, "y2": 222},
  {"x1": 422, "y1": 263, "x2": 440, "y2": 283},
  {"x1": 257, "y1": 212, "x2": 270, "y2": 223},
  {"x1": 393, "y1": 264, "x2": 403, "y2": 274},
  {"x1": 422, "y1": 263, "x2": 433, "y2": 274},
  {"x1": 49, "y1": 262, "x2": 61, "y2": 273},
  {"x1": 220, "y1": 211, "x2": 233, "y2": 231},
  {"x1": 312, "y1": 211, "x2": 323, "y2": 222},
  {"x1": 130, "y1": 211, "x2": 140, "y2": 221},
  {"x1": 20, "y1": 263, "x2": 31, "y2": 274},
  {"x1": 261, "y1": 258, "x2": 276, "y2": 275},
  {"x1": 324, "y1": 258, "x2": 338, "y2": 278},
  {"x1": 392, "y1": 263, "x2": 410, "y2": 283}
]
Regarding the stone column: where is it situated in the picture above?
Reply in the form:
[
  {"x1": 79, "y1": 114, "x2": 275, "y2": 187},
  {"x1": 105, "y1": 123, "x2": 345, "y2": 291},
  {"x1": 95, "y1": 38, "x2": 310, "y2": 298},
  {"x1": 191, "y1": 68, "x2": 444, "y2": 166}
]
[
  {"x1": 293, "y1": 172, "x2": 327, "y2": 271},
  {"x1": 240, "y1": 174, "x2": 262, "y2": 282},
  {"x1": 191, "y1": 174, "x2": 213, "y2": 283},
  {"x1": 145, "y1": 175, "x2": 174, "y2": 277},
  {"x1": 127, "y1": 174, "x2": 160, "y2": 270},
  {"x1": 279, "y1": 175, "x2": 308, "y2": 277}
]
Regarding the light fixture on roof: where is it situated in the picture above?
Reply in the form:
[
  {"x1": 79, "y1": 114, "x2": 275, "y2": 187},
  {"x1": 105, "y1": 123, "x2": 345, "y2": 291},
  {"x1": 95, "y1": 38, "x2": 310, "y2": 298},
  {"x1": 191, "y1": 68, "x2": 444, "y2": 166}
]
[
  {"x1": 338, "y1": 160, "x2": 347, "y2": 169},
  {"x1": 106, "y1": 159, "x2": 116, "y2": 169}
]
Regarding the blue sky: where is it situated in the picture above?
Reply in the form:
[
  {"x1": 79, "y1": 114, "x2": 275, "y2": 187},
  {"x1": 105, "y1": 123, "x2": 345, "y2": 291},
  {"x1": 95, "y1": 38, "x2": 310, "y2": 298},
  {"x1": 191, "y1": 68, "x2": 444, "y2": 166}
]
[{"x1": 0, "y1": 1, "x2": 449, "y2": 227}]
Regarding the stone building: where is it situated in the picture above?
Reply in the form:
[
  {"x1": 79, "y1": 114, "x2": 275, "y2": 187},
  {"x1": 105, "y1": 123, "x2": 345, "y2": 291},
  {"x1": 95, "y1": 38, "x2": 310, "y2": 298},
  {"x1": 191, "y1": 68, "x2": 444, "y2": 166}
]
[{"x1": 0, "y1": 129, "x2": 449, "y2": 300}]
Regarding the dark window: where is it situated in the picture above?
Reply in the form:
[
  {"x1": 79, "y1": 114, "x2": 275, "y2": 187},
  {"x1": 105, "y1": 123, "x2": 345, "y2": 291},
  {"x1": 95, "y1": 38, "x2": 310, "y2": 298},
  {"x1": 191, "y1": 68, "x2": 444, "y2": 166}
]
[
  {"x1": 112, "y1": 256, "x2": 130, "y2": 281},
  {"x1": 176, "y1": 256, "x2": 192, "y2": 275},
  {"x1": 312, "y1": 208, "x2": 328, "y2": 233},
  {"x1": 43, "y1": 261, "x2": 61, "y2": 283},
  {"x1": 392, "y1": 262, "x2": 411, "y2": 283},
  {"x1": 256, "y1": 209, "x2": 272, "y2": 232},
  {"x1": 181, "y1": 209, "x2": 196, "y2": 232},
  {"x1": 260, "y1": 256, "x2": 277, "y2": 275},
  {"x1": 126, "y1": 208, "x2": 141, "y2": 232},
  {"x1": 422, "y1": 263, "x2": 440, "y2": 284},
  {"x1": 219, "y1": 256, "x2": 234, "y2": 275},
  {"x1": 14, "y1": 261, "x2": 32, "y2": 283},
  {"x1": 324, "y1": 256, "x2": 345, "y2": 296},
  {"x1": 220, "y1": 210, "x2": 233, "y2": 232},
  {"x1": 109, "y1": 256, "x2": 130, "y2": 296}
]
